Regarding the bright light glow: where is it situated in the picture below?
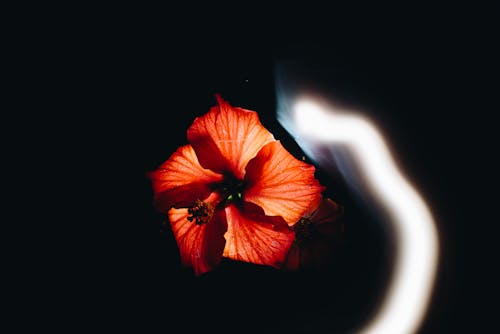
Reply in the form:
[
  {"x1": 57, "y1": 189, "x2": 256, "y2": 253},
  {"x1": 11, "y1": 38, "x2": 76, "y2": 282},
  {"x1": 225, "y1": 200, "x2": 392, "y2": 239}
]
[{"x1": 291, "y1": 99, "x2": 439, "y2": 334}]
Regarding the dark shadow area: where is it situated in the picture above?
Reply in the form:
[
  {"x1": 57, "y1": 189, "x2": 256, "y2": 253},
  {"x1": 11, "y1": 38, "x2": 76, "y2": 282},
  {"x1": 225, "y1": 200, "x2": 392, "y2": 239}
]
[{"x1": 49, "y1": 6, "x2": 493, "y2": 333}]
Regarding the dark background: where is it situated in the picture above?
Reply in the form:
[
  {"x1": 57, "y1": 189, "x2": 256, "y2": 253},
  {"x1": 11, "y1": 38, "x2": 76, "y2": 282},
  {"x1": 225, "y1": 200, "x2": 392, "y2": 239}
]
[
  {"x1": 19, "y1": 4, "x2": 496, "y2": 334},
  {"x1": 113, "y1": 7, "x2": 491, "y2": 334},
  {"x1": 135, "y1": 11, "x2": 491, "y2": 334}
]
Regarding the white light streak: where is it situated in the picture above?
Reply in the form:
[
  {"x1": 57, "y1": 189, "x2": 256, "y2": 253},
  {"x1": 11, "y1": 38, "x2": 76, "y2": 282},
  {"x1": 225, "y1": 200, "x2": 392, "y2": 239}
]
[{"x1": 288, "y1": 99, "x2": 439, "y2": 334}]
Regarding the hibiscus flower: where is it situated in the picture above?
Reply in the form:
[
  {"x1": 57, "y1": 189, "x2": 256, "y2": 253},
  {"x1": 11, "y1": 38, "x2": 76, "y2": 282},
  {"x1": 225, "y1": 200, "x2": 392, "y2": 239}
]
[
  {"x1": 283, "y1": 196, "x2": 344, "y2": 271},
  {"x1": 150, "y1": 95, "x2": 325, "y2": 275}
]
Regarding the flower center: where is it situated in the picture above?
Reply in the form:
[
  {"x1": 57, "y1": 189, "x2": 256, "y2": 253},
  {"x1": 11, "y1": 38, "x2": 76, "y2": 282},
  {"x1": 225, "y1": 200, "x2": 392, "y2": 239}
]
[
  {"x1": 223, "y1": 187, "x2": 243, "y2": 206},
  {"x1": 187, "y1": 199, "x2": 214, "y2": 225},
  {"x1": 187, "y1": 178, "x2": 245, "y2": 226},
  {"x1": 293, "y1": 217, "x2": 315, "y2": 245},
  {"x1": 217, "y1": 176, "x2": 246, "y2": 207}
]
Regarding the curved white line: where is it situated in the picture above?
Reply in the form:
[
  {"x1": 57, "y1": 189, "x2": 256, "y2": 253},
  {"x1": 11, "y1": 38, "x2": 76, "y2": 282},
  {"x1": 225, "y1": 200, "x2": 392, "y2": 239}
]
[{"x1": 292, "y1": 100, "x2": 439, "y2": 334}]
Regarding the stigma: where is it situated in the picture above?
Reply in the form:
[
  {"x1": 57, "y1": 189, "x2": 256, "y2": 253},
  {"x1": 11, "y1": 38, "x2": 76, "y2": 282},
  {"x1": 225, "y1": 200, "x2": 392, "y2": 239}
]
[{"x1": 187, "y1": 199, "x2": 214, "y2": 225}]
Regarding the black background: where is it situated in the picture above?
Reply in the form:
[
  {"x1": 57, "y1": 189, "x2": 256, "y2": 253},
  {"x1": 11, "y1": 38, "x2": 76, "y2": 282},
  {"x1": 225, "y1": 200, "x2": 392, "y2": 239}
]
[{"x1": 18, "y1": 3, "x2": 496, "y2": 334}]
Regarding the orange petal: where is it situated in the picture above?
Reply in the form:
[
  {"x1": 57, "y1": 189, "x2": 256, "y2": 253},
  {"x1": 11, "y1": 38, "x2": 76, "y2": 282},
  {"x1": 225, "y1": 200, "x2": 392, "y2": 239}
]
[
  {"x1": 223, "y1": 202, "x2": 295, "y2": 268},
  {"x1": 244, "y1": 141, "x2": 326, "y2": 226},
  {"x1": 149, "y1": 145, "x2": 224, "y2": 212},
  {"x1": 168, "y1": 198, "x2": 227, "y2": 276},
  {"x1": 187, "y1": 95, "x2": 275, "y2": 180}
]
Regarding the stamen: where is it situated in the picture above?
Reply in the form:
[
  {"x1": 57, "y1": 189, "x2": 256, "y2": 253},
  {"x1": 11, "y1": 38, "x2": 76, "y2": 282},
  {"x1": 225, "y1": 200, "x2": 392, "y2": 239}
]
[
  {"x1": 187, "y1": 199, "x2": 214, "y2": 225},
  {"x1": 293, "y1": 217, "x2": 315, "y2": 245}
]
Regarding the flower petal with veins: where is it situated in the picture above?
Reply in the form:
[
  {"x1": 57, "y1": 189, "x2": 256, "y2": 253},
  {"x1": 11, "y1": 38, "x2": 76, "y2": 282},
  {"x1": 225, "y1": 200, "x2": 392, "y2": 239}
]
[
  {"x1": 149, "y1": 145, "x2": 224, "y2": 212},
  {"x1": 187, "y1": 95, "x2": 275, "y2": 180},
  {"x1": 168, "y1": 193, "x2": 227, "y2": 276},
  {"x1": 283, "y1": 197, "x2": 344, "y2": 271},
  {"x1": 244, "y1": 141, "x2": 325, "y2": 225},
  {"x1": 308, "y1": 197, "x2": 344, "y2": 226},
  {"x1": 223, "y1": 202, "x2": 294, "y2": 268}
]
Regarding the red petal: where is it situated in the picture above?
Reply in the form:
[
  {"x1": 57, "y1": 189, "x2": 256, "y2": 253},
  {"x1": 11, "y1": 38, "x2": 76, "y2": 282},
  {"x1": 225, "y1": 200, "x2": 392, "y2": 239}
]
[
  {"x1": 310, "y1": 197, "x2": 344, "y2": 240},
  {"x1": 168, "y1": 194, "x2": 227, "y2": 276},
  {"x1": 283, "y1": 198, "x2": 344, "y2": 271},
  {"x1": 187, "y1": 95, "x2": 275, "y2": 180},
  {"x1": 244, "y1": 141, "x2": 326, "y2": 226},
  {"x1": 223, "y1": 202, "x2": 295, "y2": 268},
  {"x1": 282, "y1": 243, "x2": 301, "y2": 271},
  {"x1": 309, "y1": 197, "x2": 344, "y2": 226},
  {"x1": 149, "y1": 145, "x2": 224, "y2": 212},
  {"x1": 316, "y1": 221, "x2": 344, "y2": 240}
]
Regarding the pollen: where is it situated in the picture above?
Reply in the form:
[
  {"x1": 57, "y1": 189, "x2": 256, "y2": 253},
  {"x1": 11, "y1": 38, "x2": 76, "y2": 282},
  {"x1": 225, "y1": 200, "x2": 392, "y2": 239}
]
[{"x1": 187, "y1": 199, "x2": 214, "y2": 225}]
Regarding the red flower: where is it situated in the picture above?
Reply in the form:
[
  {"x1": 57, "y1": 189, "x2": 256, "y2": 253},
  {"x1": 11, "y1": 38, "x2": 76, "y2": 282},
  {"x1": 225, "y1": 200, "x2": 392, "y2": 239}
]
[
  {"x1": 283, "y1": 196, "x2": 344, "y2": 271},
  {"x1": 150, "y1": 95, "x2": 325, "y2": 275}
]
